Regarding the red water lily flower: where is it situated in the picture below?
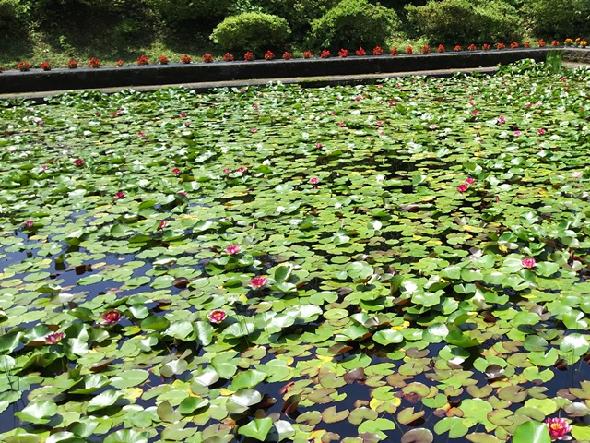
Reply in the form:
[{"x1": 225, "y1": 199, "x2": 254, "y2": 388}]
[
  {"x1": 223, "y1": 53, "x2": 234, "y2": 62},
  {"x1": 45, "y1": 332, "x2": 65, "y2": 345},
  {"x1": 226, "y1": 244, "x2": 241, "y2": 255},
  {"x1": 457, "y1": 184, "x2": 468, "y2": 193},
  {"x1": 171, "y1": 167, "x2": 182, "y2": 176},
  {"x1": 74, "y1": 158, "x2": 85, "y2": 167},
  {"x1": 250, "y1": 276, "x2": 268, "y2": 289},
  {"x1": 372, "y1": 45, "x2": 384, "y2": 55},
  {"x1": 546, "y1": 417, "x2": 571, "y2": 440},
  {"x1": 208, "y1": 309, "x2": 227, "y2": 324},
  {"x1": 101, "y1": 310, "x2": 122, "y2": 326},
  {"x1": 355, "y1": 47, "x2": 366, "y2": 56},
  {"x1": 309, "y1": 176, "x2": 320, "y2": 185},
  {"x1": 158, "y1": 220, "x2": 168, "y2": 230},
  {"x1": 522, "y1": 257, "x2": 537, "y2": 269},
  {"x1": 114, "y1": 191, "x2": 125, "y2": 200}
]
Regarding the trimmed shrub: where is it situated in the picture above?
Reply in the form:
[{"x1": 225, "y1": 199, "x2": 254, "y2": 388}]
[
  {"x1": 524, "y1": 0, "x2": 590, "y2": 38},
  {"x1": 0, "y1": 0, "x2": 24, "y2": 32},
  {"x1": 254, "y1": 0, "x2": 339, "y2": 36},
  {"x1": 210, "y1": 12, "x2": 291, "y2": 51},
  {"x1": 146, "y1": 0, "x2": 234, "y2": 22},
  {"x1": 310, "y1": 0, "x2": 400, "y2": 49},
  {"x1": 406, "y1": 0, "x2": 521, "y2": 43}
]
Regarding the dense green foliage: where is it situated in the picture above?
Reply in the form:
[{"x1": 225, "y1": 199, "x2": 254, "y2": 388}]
[
  {"x1": 210, "y1": 11, "x2": 291, "y2": 51},
  {"x1": 146, "y1": 0, "x2": 235, "y2": 22},
  {"x1": 310, "y1": 0, "x2": 400, "y2": 49},
  {"x1": 406, "y1": 0, "x2": 521, "y2": 43},
  {"x1": 255, "y1": 0, "x2": 339, "y2": 36},
  {"x1": 0, "y1": 0, "x2": 22, "y2": 31},
  {"x1": 1, "y1": 61, "x2": 590, "y2": 442},
  {"x1": 524, "y1": 0, "x2": 590, "y2": 38}
]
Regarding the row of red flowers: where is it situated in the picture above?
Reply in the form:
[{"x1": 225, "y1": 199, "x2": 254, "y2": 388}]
[{"x1": 7, "y1": 39, "x2": 585, "y2": 72}]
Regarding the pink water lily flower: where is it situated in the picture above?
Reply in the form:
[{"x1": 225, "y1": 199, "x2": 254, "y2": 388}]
[
  {"x1": 171, "y1": 167, "x2": 182, "y2": 176},
  {"x1": 45, "y1": 332, "x2": 65, "y2": 345},
  {"x1": 537, "y1": 128, "x2": 547, "y2": 135},
  {"x1": 235, "y1": 166, "x2": 248, "y2": 175},
  {"x1": 74, "y1": 158, "x2": 85, "y2": 167},
  {"x1": 457, "y1": 184, "x2": 468, "y2": 193},
  {"x1": 513, "y1": 130, "x2": 522, "y2": 137},
  {"x1": 101, "y1": 310, "x2": 122, "y2": 326},
  {"x1": 177, "y1": 191, "x2": 188, "y2": 197},
  {"x1": 496, "y1": 115, "x2": 506, "y2": 125},
  {"x1": 23, "y1": 220, "x2": 34, "y2": 229},
  {"x1": 225, "y1": 244, "x2": 241, "y2": 255},
  {"x1": 208, "y1": 309, "x2": 227, "y2": 324},
  {"x1": 309, "y1": 176, "x2": 320, "y2": 185},
  {"x1": 158, "y1": 220, "x2": 168, "y2": 231},
  {"x1": 114, "y1": 191, "x2": 125, "y2": 200},
  {"x1": 545, "y1": 417, "x2": 571, "y2": 440},
  {"x1": 250, "y1": 276, "x2": 268, "y2": 289},
  {"x1": 223, "y1": 168, "x2": 231, "y2": 175},
  {"x1": 315, "y1": 143, "x2": 324, "y2": 149},
  {"x1": 522, "y1": 257, "x2": 537, "y2": 269},
  {"x1": 465, "y1": 177, "x2": 476, "y2": 185}
]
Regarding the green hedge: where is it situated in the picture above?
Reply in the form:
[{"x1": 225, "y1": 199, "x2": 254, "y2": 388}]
[
  {"x1": 310, "y1": 0, "x2": 400, "y2": 49},
  {"x1": 406, "y1": 0, "x2": 521, "y2": 43},
  {"x1": 255, "y1": 0, "x2": 339, "y2": 36},
  {"x1": 0, "y1": 0, "x2": 24, "y2": 31},
  {"x1": 210, "y1": 12, "x2": 291, "y2": 51},
  {"x1": 524, "y1": 0, "x2": 590, "y2": 38},
  {"x1": 146, "y1": 0, "x2": 234, "y2": 22}
]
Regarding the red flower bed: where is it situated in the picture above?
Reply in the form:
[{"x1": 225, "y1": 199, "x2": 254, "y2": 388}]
[
  {"x1": 338, "y1": 48, "x2": 349, "y2": 57},
  {"x1": 355, "y1": 47, "x2": 366, "y2": 56},
  {"x1": 203, "y1": 53, "x2": 214, "y2": 63},
  {"x1": 158, "y1": 54, "x2": 169, "y2": 65},
  {"x1": 421, "y1": 44, "x2": 431, "y2": 54},
  {"x1": 67, "y1": 58, "x2": 78, "y2": 69},
  {"x1": 483, "y1": 43, "x2": 491, "y2": 50},
  {"x1": 372, "y1": 45, "x2": 384, "y2": 55},
  {"x1": 467, "y1": 43, "x2": 477, "y2": 51},
  {"x1": 136, "y1": 54, "x2": 149, "y2": 66},
  {"x1": 244, "y1": 51, "x2": 255, "y2": 61},
  {"x1": 88, "y1": 57, "x2": 101, "y2": 68},
  {"x1": 264, "y1": 50, "x2": 275, "y2": 60},
  {"x1": 180, "y1": 54, "x2": 192, "y2": 64},
  {"x1": 223, "y1": 53, "x2": 234, "y2": 62},
  {"x1": 405, "y1": 45, "x2": 413, "y2": 54},
  {"x1": 40, "y1": 61, "x2": 51, "y2": 71},
  {"x1": 437, "y1": 44, "x2": 445, "y2": 53},
  {"x1": 282, "y1": 51, "x2": 293, "y2": 60},
  {"x1": 115, "y1": 59, "x2": 125, "y2": 67},
  {"x1": 390, "y1": 47, "x2": 398, "y2": 56},
  {"x1": 453, "y1": 44, "x2": 462, "y2": 52},
  {"x1": 303, "y1": 50, "x2": 314, "y2": 58},
  {"x1": 17, "y1": 61, "x2": 31, "y2": 71},
  {"x1": 495, "y1": 42, "x2": 505, "y2": 50},
  {"x1": 320, "y1": 49, "x2": 331, "y2": 58}
]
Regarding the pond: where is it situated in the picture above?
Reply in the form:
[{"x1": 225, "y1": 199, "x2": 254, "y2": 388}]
[{"x1": 0, "y1": 60, "x2": 590, "y2": 442}]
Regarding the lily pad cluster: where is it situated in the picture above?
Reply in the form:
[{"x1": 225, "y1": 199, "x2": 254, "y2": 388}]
[{"x1": 1, "y1": 60, "x2": 590, "y2": 442}]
